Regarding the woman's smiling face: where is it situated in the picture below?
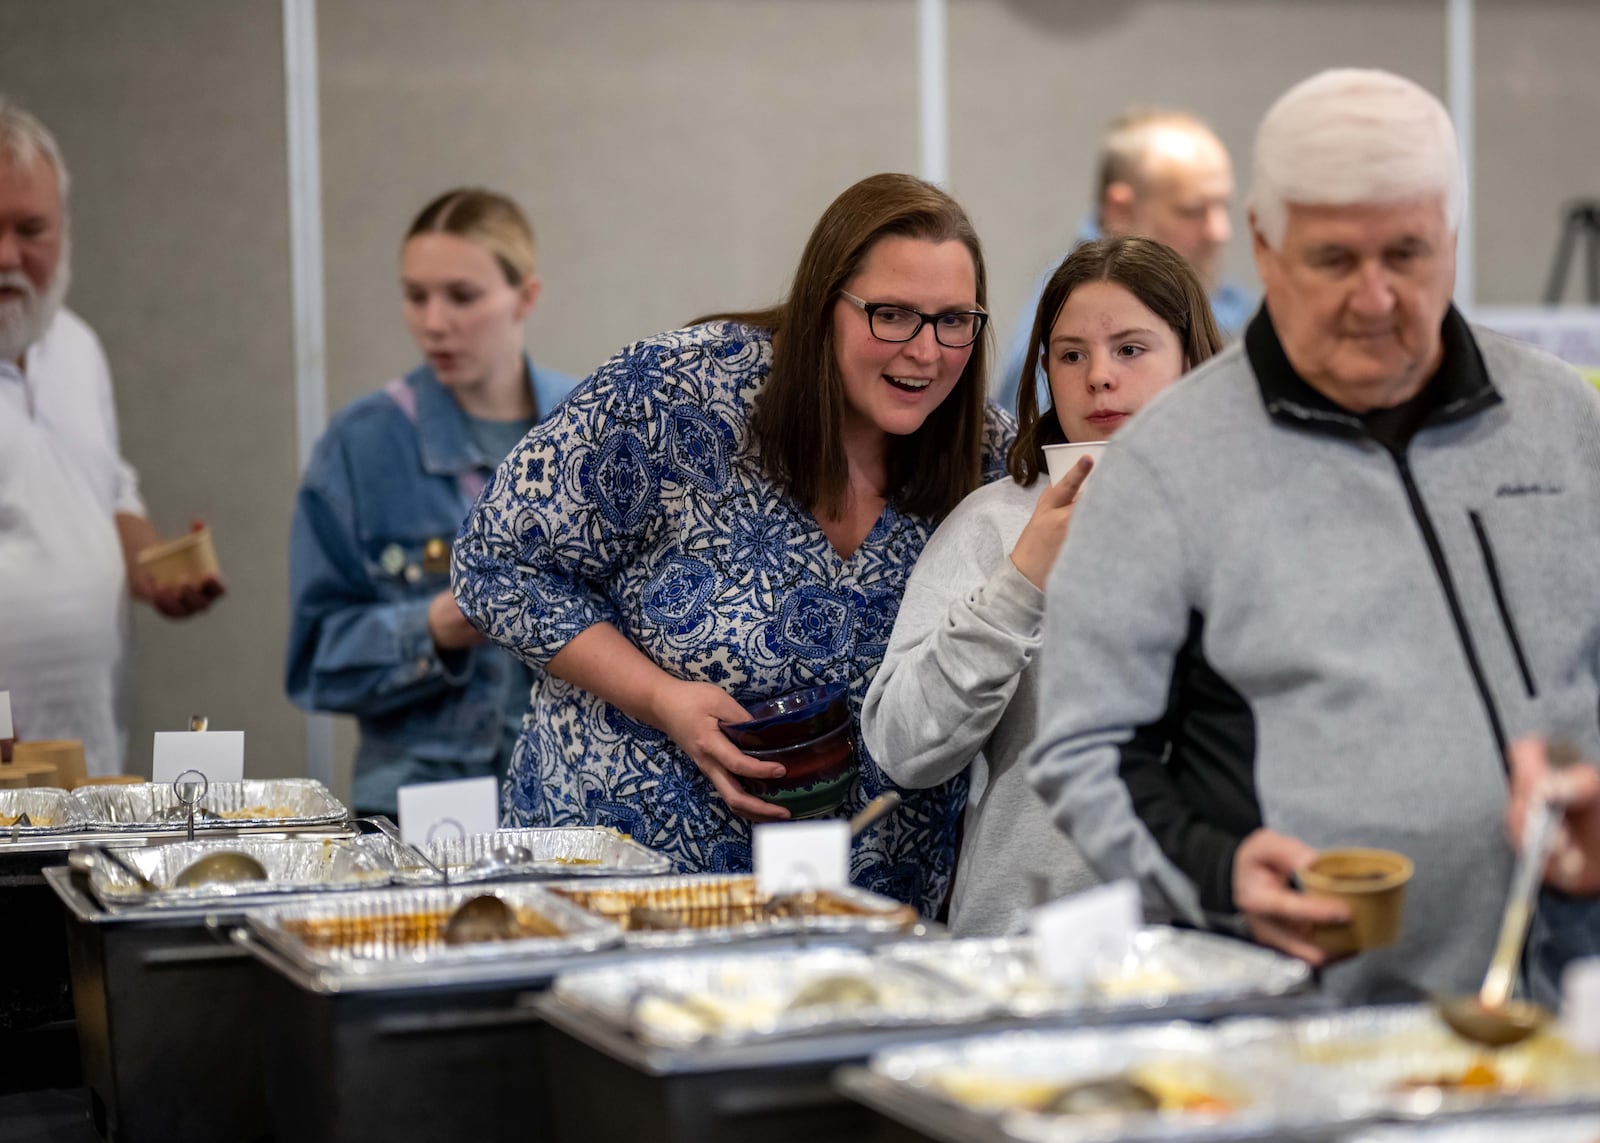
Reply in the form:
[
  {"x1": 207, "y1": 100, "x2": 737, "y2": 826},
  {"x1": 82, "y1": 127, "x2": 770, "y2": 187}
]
[{"x1": 831, "y1": 235, "x2": 978, "y2": 441}]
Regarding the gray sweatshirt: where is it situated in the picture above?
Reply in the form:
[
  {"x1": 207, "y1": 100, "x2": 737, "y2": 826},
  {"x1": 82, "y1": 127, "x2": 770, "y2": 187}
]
[
  {"x1": 1026, "y1": 308, "x2": 1600, "y2": 1003},
  {"x1": 862, "y1": 476, "x2": 1100, "y2": 936}
]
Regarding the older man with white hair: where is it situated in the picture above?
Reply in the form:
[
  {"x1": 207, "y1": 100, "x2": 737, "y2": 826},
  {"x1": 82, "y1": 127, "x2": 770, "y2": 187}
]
[
  {"x1": 1026, "y1": 68, "x2": 1600, "y2": 1003},
  {"x1": 0, "y1": 96, "x2": 223, "y2": 776}
]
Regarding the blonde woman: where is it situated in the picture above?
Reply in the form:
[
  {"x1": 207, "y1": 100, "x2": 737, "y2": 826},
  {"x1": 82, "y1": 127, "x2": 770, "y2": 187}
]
[{"x1": 286, "y1": 189, "x2": 577, "y2": 815}]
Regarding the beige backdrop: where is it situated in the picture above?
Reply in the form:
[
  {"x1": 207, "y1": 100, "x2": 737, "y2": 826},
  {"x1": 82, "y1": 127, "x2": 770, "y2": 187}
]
[{"x1": 1, "y1": 0, "x2": 1595, "y2": 799}]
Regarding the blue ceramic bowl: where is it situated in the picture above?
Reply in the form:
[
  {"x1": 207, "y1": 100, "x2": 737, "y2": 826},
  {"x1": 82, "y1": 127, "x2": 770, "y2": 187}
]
[{"x1": 719, "y1": 682, "x2": 850, "y2": 751}]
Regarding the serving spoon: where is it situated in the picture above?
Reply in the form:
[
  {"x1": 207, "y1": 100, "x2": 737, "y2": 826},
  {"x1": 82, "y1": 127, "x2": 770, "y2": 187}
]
[
  {"x1": 442, "y1": 893, "x2": 520, "y2": 945},
  {"x1": 1435, "y1": 742, "x2": 1580, "y2": 1047},
  {"x1": 172, "y1": 850, "x2": 269, "y2": 889}
]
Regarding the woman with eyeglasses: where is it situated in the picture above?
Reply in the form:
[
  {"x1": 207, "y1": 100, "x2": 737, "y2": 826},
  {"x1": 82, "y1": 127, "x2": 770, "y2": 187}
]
[
  {"x1": 286, "y1": 188, "x2": 578, "y2": 817},
  {"x1": 453, "y1": 173, "x2": 1013, "y2": 915},
  {"x1": 861, "y1": 237, "x2": 1223, "y2": 934}
]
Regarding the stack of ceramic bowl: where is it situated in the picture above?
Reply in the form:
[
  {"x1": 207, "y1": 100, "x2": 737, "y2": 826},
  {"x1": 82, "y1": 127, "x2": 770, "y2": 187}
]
[{"x1": 720, "y1": 683, "x2": 856, "y2": 819}]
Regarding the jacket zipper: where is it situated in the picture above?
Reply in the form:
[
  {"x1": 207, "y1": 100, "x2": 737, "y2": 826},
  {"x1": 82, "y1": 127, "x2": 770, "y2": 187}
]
[
  {"x1": 1389, "y1": 453, "x2": 1510, "y2": 768},
  {"x1": 1468, "y1": 510, "x2": 1538, "y2": 700}
]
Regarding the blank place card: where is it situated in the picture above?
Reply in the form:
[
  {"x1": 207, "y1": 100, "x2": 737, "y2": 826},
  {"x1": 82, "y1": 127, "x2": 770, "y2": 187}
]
[
  {"x1": 152, "y1": 730, "x2": 245, "y2": 785},
  {"x1": 753, "y1": 819, "x2": 850, "y2": 897},
  {"x1": 396, "y1": 776, "x2": 499, "y2": 847},
  {"x1": 1030, "y1": 879, "x2": 1141, "y2": 987},
  {"x1": 0, "y1": 691, "x2": 11, "y2": 740}
]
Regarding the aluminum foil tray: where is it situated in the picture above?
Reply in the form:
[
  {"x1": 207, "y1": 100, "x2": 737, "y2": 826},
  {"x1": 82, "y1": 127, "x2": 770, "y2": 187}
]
[
  {"x1": 421, "y1": 826, "x2": 672, "y2": 882},
  {"x1": 0, "y1": 787, "x2": 90, "y2": 835},
  {"x1": 87, "y1": 834, "x2": 420, "y2": 910},
  {"x1": 885, "y1": 928, "x2": 1310, "y2": 1020},
  {"x1": 1346, "y1": 1116, "x2": 1600, "y2": 1142},
  {"x1": 73, "y1": 778, "x2": 348, "y2": 831},
  {"x1": 546, "y1": 874, "x2": 920, "y2": 950},
  {"x1": 868, "y1": 1022, "x2": 1334, "y2": 1143},
  {"x1": 1219, "y1": 1005, "x2": 1600, "y2": 1122},
  {"x1": 245, "y1": 883, "x2": 623, "y2": 991},
  {"x1": 552, "y1": 945, "x2": 992, "y2": 1049}
]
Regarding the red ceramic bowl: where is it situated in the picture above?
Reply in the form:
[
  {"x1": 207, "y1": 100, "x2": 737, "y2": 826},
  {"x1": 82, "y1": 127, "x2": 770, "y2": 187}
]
[{"x1": 737, "y1": 721, "x2": 857, "y2": 819}]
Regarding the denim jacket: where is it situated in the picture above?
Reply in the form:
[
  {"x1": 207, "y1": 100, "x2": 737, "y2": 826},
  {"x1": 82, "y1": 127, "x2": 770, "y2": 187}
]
[{"x1": 285, "y1": 358, "x2": 577, "y2": 813}]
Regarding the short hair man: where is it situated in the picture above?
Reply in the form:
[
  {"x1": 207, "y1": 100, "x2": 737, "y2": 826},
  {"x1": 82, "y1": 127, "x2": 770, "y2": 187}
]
[
  {"x1": 1026, "y1": 69, "x2": 1600, "y2": 1003},
  {"x1": 0, "y1": 97, "x2": 223, "y2": 775},
  {"x1": 995, "y1": 108, "x2": 1249, "y2": 412}
]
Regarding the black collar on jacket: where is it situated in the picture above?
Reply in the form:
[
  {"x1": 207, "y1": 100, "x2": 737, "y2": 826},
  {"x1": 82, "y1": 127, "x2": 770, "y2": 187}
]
[{"x1": 1243, "y1": 302, "x2": 1502, "y2": 441}]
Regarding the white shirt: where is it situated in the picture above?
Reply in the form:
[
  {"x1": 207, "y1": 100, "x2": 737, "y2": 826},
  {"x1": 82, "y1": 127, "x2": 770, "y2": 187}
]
[{"x1": 0, "y1": 307, "x2": 140, "y2": 775}]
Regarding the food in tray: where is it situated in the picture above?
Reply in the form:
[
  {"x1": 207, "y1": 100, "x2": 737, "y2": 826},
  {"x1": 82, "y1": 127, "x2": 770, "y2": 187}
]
[
  {"x1": 932, "y1": 1058, "x2": 1242, "y2": 1118},
  {"x1": 1093, "y1": 966, "x2": 1189, "y2": 998},
  {"x1": 217, "y1": 805, "x2": 296, "y2": 820},
  {"x1": 551, "y1": 878, "x2": 908, "y2": 931},
  {"x1": 282, "y1": 904, "x2": 565, "y2": 955},
  {"x1": 784, "y1": 973, "x2": 880, "y2": 1012},
  {"x1": 1395, "y1": 1060, "x2": 1504, "y2": 1092},
  {"x1": 0, "y1": 811, "x2": 50, "y2": 827},
  {"x1": 630, "y1": 970, "x2": 888, "y2": 1039}
]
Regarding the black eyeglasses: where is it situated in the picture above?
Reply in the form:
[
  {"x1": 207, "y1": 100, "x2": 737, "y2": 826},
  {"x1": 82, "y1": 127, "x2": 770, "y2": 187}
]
[{"x1": 838, "y1": 290, "x2": 988, "y2": 349}]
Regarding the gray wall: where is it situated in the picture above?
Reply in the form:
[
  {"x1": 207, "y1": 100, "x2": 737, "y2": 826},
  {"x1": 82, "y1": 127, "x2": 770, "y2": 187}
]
[{"x1": 2, "y1": 0, "x2": 1595, "y2": 799}]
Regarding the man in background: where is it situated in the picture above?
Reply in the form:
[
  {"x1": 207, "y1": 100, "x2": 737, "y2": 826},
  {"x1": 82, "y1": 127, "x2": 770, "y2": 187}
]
[
  {"x1": 0, "y1": 96, "x2": 223, "y2": 775},
  {"x1": 996, "y1": 108, "x2": 1250, "y2": 411}
]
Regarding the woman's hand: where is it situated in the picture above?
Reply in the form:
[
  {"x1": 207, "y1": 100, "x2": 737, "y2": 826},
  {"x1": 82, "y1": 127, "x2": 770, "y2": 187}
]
[
  {"x1": 649, "y1": 678, "x2": 792, "y2": 823},
  {"x1": 547, "y1": 624, "x2": 793, "y2": 823},
  {"x1": 1009, "y1": 457, "x2": 1092, "y2": 589}
]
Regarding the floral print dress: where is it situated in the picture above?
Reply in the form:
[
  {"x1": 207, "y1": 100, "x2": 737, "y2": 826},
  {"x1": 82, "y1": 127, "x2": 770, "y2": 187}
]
[{"x1": 453, "y1": 321, "x2": 1013, "y2": 915}]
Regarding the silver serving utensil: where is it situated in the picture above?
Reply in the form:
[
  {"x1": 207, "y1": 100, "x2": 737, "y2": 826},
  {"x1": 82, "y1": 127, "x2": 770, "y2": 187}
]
[
  {"x1": 849, "y1": 791, "x2": 901, "y2": 840},
  {"x1": 1435, "y1": 740, "x2": 1581, "y2": 1047},
  {"x1": 442, "y1": 893, "x2": 519, "y2": 945},
  {"x1": 172, "y1": 850, "x2": 269, "y2": 889},
  {"x1": 467, "y1": 842, "x2": 537, "y2": 878},
  {"x1": 9, "y1": 811, "x2": 31, "y2": 842},
  {"x1": 360, "y1": 815, "x2": 450, "y2": 885},
  {"x1": 97, "y1": 846, "x2": 159, "y2": 892}
]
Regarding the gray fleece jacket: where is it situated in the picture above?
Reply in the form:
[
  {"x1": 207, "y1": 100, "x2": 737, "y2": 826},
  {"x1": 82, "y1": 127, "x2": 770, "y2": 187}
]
[
  {"x1": 1026, "y1": 306, "x2": 1600, "y2": 1003},
  {"x1": 863, "y1": 476, "x2": 1100, "y2": 936}
]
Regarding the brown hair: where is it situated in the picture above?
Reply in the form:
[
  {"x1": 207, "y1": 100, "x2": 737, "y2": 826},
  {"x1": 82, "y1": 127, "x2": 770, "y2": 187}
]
[
  {"x1": 1006, "y1": 236, "x2": 1223, "y2": 485},
  {"x1": 702, "y1": 173, "x2": 990, "y2": 520},
  {"x1": 405, "y1": 188, "x2": 537, "y2": 286}
]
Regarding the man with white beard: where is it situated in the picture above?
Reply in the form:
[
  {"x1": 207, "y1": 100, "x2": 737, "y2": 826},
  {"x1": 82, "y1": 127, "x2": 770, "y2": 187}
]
[{"x1": 0, "y1": 97, "x2": 223, "y2": 776}]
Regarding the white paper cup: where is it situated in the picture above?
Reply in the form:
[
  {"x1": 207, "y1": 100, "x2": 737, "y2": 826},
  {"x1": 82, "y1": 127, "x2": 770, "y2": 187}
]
[{"x1": 1042, "y1": 442, "x2": 1107, "y2": 487}]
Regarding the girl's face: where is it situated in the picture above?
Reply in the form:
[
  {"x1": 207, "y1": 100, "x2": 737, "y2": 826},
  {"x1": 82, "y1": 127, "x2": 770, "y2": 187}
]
[
  {"x1": 1045, "y1": 279, "x2": 1186, "y2": 441},
  {"x1": 401, "y1": 233, "x2": 538, "y2": 390},
  {"x1": 831, "y1": 235, "x2": 979, "y2": 441}
]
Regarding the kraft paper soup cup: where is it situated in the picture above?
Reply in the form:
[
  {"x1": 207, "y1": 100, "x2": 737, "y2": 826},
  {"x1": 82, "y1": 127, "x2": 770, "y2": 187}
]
[
  {"x1": 135, "y1": 527, "x2": 221, "y2": 588},
  {"x1": 1298, "y1": 847, "x2": 1413, "y2": 955},
  {"x1": 1042, "y1": 442, "x2": 1107, "y2": 487}
]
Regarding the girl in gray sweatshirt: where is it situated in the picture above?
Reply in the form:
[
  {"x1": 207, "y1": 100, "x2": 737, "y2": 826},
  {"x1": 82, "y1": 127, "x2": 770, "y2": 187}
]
[{"x1": 862, "y1": 237, "x2": 1224, "y2": 934}]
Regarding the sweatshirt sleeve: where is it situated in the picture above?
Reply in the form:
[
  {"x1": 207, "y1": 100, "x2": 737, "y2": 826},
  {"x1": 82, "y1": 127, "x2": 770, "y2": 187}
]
[
  {"x1": 862, "y1": 489, "x2": 1044, "y2": 788},
  {"x1": 1024, "y1": 445, "x2": 1208, "y2": 925}
]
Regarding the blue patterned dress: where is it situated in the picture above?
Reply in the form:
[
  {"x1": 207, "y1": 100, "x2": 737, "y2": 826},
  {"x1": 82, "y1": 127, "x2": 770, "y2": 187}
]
[{"x1": 453, "y1": 321, "x2": 1015, "y2": 915}]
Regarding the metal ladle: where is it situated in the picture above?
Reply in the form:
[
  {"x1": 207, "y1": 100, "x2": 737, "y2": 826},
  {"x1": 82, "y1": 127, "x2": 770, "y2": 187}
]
[
  {"x1": 96, "y1": 846, "x2": 159, "y2": 892},
  {"x1": 1435, "y1": 741, "x2": 1580, "y2": 1047},
  {"x1": 173, "y1": 850, "x2": 269, "y2": 888},
  {"x1": 442, "y1": 893, "x2": 519, "y2": 945}
]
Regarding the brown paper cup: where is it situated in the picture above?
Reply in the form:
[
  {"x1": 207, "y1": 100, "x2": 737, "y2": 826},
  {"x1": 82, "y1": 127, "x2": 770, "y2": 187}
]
[
  {"x1": 135, "y1": 527, "x2": 221, "y2": 587},
  {"x1": 1299, "y1": 847, "x2": 1413, "y2": 955},
  {"x1": 14, "y1": 739, "x2": 88, "y2": 789}
]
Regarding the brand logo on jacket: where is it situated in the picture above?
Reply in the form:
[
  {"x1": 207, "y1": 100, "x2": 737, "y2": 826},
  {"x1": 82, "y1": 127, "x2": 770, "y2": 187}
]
[{"x1": 1495, "y1": 482, "x2": 1564, "y2": 498}]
